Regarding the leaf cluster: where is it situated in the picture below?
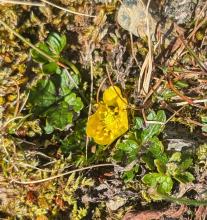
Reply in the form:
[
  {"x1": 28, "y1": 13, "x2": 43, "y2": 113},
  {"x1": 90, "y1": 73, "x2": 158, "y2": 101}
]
[
  {"x1": 29, "y1": 33, "x2": 84, "y2": 133},
  {"x1": 113, "y1": 110, "x2": 194, "y2": 196}
]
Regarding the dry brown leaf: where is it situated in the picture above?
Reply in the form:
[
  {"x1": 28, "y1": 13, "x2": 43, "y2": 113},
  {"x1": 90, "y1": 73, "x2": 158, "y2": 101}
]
[
  {"x1": 122, "y1": 205, "x2": 187, "y2": 220},
  {"x1": 195, "y1": 206, "x2": 207, "y2": 220}
]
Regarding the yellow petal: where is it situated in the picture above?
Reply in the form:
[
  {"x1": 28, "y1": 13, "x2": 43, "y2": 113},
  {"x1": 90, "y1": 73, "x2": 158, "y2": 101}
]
[
  {"x1": 86, "y1": 86, "x2": 129, "y2": 145},
  {"x1": 86, "y1": 114, "x2": 98, "y2": 137},
  {"x1": 103, "y1": 86, "x2": 122, "y2": 106},
  {"x1": 117, "y1": 97, "x2": 128, "y2": 110}
]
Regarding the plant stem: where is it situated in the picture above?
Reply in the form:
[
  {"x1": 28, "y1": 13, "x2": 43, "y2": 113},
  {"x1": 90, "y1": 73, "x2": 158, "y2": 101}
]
[
  {"x1": 0, "y1": 19, "x2": 79, "y2": 89},
  {"x1": 160, "y1": 194, "x2": 207, "y2": 206}
]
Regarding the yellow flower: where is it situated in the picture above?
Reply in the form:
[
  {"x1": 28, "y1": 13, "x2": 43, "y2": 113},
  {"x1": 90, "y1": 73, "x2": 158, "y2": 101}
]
[{"x1": 86, "y1": 86, "x2": 128, "y2": 145}]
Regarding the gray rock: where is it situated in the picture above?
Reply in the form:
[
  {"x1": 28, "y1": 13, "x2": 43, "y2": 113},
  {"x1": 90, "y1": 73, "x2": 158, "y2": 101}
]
[
  {"x1": 117, "y1": 0, "x2": 158, "y2": 37},
  {"x1": 164, "y1": 0, "x2": 198, "y2": 25},
  {"x1": 117, "y1": 0, "x2": 198, "y2": 37},
  {"x1": 106, "y1": 196, "x2": 127, "y2": 211}
]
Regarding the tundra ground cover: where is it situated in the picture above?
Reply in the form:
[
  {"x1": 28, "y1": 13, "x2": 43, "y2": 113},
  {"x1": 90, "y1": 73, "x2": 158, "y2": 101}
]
[{"x1": 0, "y1": 1, "x2": 206, "y2": 219}]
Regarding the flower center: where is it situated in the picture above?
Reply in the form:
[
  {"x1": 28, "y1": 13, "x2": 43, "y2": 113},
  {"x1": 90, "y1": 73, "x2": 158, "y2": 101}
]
[{"x1": 103, "y1": 109, "x2": 116, "y2": 126}]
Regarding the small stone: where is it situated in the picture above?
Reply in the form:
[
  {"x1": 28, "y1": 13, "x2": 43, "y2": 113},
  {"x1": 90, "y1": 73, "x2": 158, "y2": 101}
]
[
  {"x1": 106, "y1": 196, "x2": 127, "y2": 211},
  {"x1": 117, "y1": 1, "x2": 157, "y2": 37},
  {"x1": 164, "y1": 0, "x2": 197, "y2": 25}
]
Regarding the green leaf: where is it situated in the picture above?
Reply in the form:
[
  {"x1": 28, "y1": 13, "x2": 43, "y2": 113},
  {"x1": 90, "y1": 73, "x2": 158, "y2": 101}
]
[
  {"x1": 31, "y1": 42, "x2": 52, "y2": 63},
  {"x1": 45, "y1": 102, "x2": 73, "y2": 131},
  {"x1": 196, "y1": 144, "x2": 207, "y2": 160},
  {"x1": 64, "y1": 93, "x2": 76, "y2": 105},
  {"x1": 42, "y1": 62, "x2": 58, "y2": 74},
  {"x1": 154, "y1": 159, "x2": 166, "y2": 174},
  {"x1": 174, "y1": 172, "x2": 195, "y2": 183},
  {"x1": 175, "y1": 80, "x2": 189, "y2": 89},
  {"x1": 179, "y1": 158, "x2": 193, "y2": 171},
  {"x1": 148, "y1": 137, "x2": 168, "y2": 163},
  {"x1": 166, "y1": 162, "x2": 178, "y2": 176},
  {"x1": 73, "y1": 97, "x2": 84, "y2": 112},
  {"x1": 64, "y1": 93, "x2": 84, "y2": 113},
  {"x1": 169, "y1": 152, "x2": 181, "y2": 162},
  {"x1": 44, "y1": 121, "x2": 54, "y2": 134},
  {"x1": 141, "y1": 110, "x2": 166, "y2": 142},
  {"x1": 134, "y1": 117, "x2": 143, "y2": 130},
  {"x1": 60, "y1": 69, "x2": 80, "y2": 96},
  {"x1": 141, "y1": 154, "x2": 155, "y2": 170},
  {"x1": 160, "y1": 89, "x2": 176, "y2": 101},
  {"x1": 29, "y1": 79, "x2": 57, "y2": 112},
  {"x1": 118, "y1": 139, "x2": 139, "y2": 162},
  {"x1": 47, "y1": 33, "x2": 66, "y2": 55},
  {"x1": 61, "y1": 119, "x2": 86, "y2": 154},
  {"x1": 31, "y1": 33, "x2": 66, "y2": 65},
  {"x1": 142, "y1": 173, "x2": 173, "y2": 194},
  {"x1": 123, "y1": 165, "x2": 139, "y2": 182}
]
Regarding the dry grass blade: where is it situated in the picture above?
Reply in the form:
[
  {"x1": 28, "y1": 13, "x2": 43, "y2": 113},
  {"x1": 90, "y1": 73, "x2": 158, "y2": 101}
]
[
  {"x1": 137, "y1": 0, "x2": 153, "y2": 95},
  {"x1": 0, "y1": 0, "x2": 45, "y2": 6},
  {"x1": 138, "y1": 52, "x2": 150, "y2": 93},
  {"x1": 143, "y1": 75, "x2": 165, "y2": 104},
  {"x1": 175, "y1": 99, "x2": 207, "y2": 107},
  {"x1": 0, "y1": 19, "x2": 79, "y2": 90},
  {"x1": 41, "y1": 0, "x2": 95, "y2": 17},
  {"x1": 141, "y1": 0, "x2": 153, "y2": 95},
  {"x1": 11, "y1": 163, "x2": 118, "y2": 184}
]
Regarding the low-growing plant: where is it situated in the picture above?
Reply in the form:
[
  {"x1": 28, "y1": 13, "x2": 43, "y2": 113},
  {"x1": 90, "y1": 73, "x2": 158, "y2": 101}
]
[
  {"x1": 142, "y1": 151, "x2": 194, "y2": 199},
  {"x1": 28, "y1": 33, "x2": 84, "y2": 134},
  {"x1": 114, "y1": 110, "x2": 194, "y2": 198},
  {"x1": 114, "y1": 110, "x2": 166, "y2": 181}
]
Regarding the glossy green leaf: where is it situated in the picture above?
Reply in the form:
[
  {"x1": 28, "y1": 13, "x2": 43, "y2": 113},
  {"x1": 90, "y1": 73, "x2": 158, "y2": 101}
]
[
  {"x1": 31, "y1": 33, "x2": 66, "y2": 65},
  {"x1": 148, "y1": 137, "x2": 168, "y2": 163},
  {"x1": 42, "y1": 62, "x2": 58, "y2": 74},
  {"x1": 179, "y1": 158, "x2": 193, "y2": 171},
  {"x1": 166, "y1": 162, "x2": 178, "y2": 176},
  {"x1": 134, "y1": 117, "x2": 143, "y2": 130},
  {"x1": 47, "y1": 33, "x2": 67, "y2": 55},
  {"x1": 142, "y1": 173, "x2": 173, "y2": 194},
  {"x1": 73, "y1": 97, "x2": 84, "y2": 112},
  {"x1": 174, "y1": 172, "x2": 195, "y2": 183},
  {"x1": 123, "y1": 165, "x2": 139, "y2": 182},
  {"x1": 31, "y1": 42, "x2": 52, "y2": 63},
  {"x1": 141, "y1": 110, "x2": 166, "y2": 142},
  {"x1": 141, "y1": 154, "x2": 155, "y2": 170},
  {"x1": 154, "y1": 159, "x2": 166, "y2": 174},
  {"x1": 160, "y1": 89, "x2": 176, "y2": 101},
  {"x1": 169, "y1": 152, "x2": 181, "y2": 162},
  {"x1": 118, "y1": 139, "x2": 139, "y2": 162},
  {"x1": 44, "y1": 121, "x2": 54, "y2": 134},
  {"x1": 45, "y1": 102, "x2": 73, "y2": 131},
  {"x1": 64, "y1": 93, "x2": 76, "y2": 105},
  {"x1": 29, "y1": 79, "x2": 57, "y2": 112},
  {"x1": 60, "y1": 69, "x2": 80, "y2": 96},
  {"x1": 64, "y1": 93, "x2": 84, "y2": 112}
]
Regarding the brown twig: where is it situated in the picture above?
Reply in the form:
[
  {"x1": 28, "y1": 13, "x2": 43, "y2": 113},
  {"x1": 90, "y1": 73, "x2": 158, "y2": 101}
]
[{"x1": 167, "y1": 79, "x2": 193, "y2": 105}]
